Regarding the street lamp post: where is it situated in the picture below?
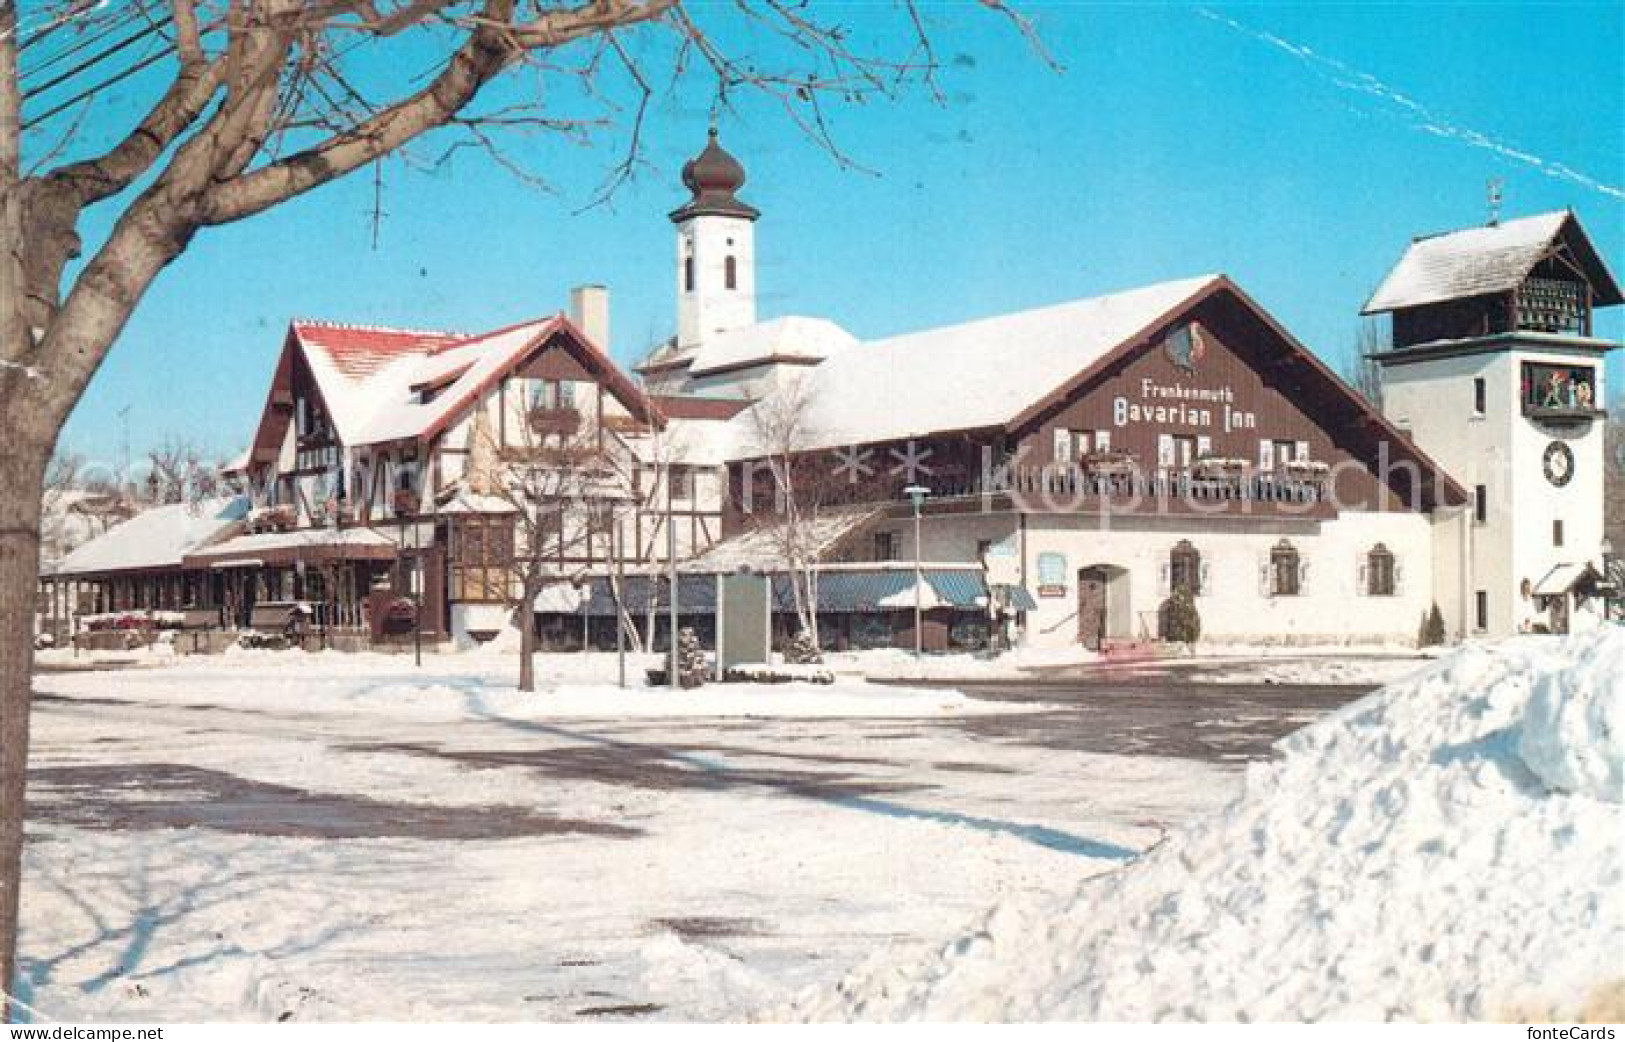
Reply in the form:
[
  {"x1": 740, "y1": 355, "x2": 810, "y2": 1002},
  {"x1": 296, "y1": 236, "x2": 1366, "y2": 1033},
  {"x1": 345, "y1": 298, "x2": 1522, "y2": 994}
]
[{"x1": 903, "y1": 484, "x2": 930, "y2": 657}]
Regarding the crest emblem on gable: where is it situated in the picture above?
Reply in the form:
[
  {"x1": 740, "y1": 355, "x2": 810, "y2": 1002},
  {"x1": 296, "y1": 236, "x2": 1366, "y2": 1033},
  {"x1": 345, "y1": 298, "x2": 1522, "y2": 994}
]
[{"x1": 1164, "y1": 322, "x2": 1207, "y2": 373}]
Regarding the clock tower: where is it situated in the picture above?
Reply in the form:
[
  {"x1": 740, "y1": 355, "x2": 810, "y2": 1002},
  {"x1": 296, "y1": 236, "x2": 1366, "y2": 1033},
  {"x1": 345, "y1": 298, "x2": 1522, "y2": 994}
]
[{"x1": 1367, "y1": 211, "x2": 1621, "y2": 637}]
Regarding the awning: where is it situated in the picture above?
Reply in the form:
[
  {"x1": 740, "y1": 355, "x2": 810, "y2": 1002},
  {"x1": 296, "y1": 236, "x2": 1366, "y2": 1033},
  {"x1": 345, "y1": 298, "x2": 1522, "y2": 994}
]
[
  {"x1": 1533, "y1": 562, "x2": 1599, "y2": 597},
  {"x1": 544, "y1": 567, "x2": 1037, "y2": 617},
  {"x1": 183, "y1": 527, "x2": 399, "y2": 569},
  {"x1": 993, "y1": 584, "x2": 1038, "y2": 611},
  {"x1": 876, "y1": 577, "x2": 948, "y2": 611}
]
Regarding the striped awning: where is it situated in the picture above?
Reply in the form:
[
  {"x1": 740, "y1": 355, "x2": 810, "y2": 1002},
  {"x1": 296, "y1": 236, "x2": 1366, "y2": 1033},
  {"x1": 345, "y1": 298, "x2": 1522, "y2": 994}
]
[{"x1": 552, "y1": 568, "x2": 1037, "y2": 617}]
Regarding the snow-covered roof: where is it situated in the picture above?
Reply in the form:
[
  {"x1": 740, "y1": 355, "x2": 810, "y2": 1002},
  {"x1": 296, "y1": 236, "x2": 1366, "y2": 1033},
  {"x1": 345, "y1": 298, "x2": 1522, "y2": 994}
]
[
  {"x1": 634, "y1": 336, "x2": 696, "y2": 374},
  {"x1": 292, "y1": 321, "x2": 467, "y2": 445},
  {"x1": 686, "y1": 316, "x2": 857, "y2": 377},
  {"x1": 623, "y1": 416, "x2": 737, "y2": 468},
  {"x1": 182, "y1": 526, "x2": 397, "y2": 566},
  {"x1": 682, "y1": 506, "x2": 883, "y2": 573},
  {"x1": 1362, "y1": 212, "x2": 1622, "y2": 313},
  {"x1": 52, "y1": 497, "x2": 251, "y2": 577},
  {"x1": 1533, "y1": 562, "x2": 1597, "y2": 597},
  {"x1": 731, "y1": 276, "x2": 1220, "y2": 453},
  {"x1": 357, "y1": 317, "x2": 561, "y2": 445}
]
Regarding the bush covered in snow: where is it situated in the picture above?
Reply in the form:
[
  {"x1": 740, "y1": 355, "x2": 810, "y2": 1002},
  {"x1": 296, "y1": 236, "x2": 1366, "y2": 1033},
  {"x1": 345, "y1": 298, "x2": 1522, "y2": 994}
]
[
  {"x1": 793, "y1": 631, "x2": 1625, "y2": 1022},
  {"x1": 1158, "y1": 586, "x2": 1201, "y2": 644}
]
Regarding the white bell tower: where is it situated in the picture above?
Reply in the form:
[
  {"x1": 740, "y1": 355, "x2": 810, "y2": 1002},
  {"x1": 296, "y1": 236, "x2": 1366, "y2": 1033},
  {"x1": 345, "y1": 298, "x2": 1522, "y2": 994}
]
[
  {"x1": 671, "y1": 128, "x2": 758, "y2": 349},
  {"x1": 1366, "y1": 211, "x2": 1621, "y2": 638}
]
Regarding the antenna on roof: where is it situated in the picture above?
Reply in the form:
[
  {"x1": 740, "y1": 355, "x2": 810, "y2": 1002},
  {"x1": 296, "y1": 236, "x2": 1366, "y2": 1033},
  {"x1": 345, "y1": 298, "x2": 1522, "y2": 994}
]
[{"x1": 1486, "y1": 177, "x2": 1503, "y2": 227}]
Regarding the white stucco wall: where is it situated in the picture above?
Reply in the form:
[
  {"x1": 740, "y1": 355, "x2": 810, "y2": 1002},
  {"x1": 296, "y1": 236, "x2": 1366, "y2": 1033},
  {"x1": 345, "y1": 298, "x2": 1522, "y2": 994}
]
[
  {"x1": 676, "y1": 214, "x2": 756, "y2": 349},
  {"x1": 1010, "y1": 512, "x2": 1433, "y2": 648},
  {"x1": 1382, "y1": 341, "x2": 1612, "y2": 636}
]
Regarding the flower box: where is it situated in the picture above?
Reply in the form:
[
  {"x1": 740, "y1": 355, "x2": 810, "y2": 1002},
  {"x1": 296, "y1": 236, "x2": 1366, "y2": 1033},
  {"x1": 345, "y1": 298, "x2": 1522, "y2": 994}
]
[
  {"x1": 528, "y1": 405, "x2": 582, "y2": 436},
  {"x1": 1081, "y1": 451, "x2": 1138, "y2": 477}
]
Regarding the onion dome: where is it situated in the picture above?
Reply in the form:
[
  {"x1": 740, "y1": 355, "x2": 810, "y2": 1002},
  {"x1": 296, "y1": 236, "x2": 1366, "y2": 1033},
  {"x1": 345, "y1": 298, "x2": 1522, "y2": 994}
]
[{"x1": 669, "y1": 128, "x2": 760, "y2": 223}]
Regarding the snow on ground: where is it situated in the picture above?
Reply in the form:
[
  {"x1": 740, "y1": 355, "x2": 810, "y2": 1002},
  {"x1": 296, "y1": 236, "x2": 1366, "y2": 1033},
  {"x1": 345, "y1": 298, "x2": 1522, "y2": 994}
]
[
  {"x1": 20, "y1": 649, "x2": 1227, "y2": 1021},
  {"x1": 43, "y1": 648, "x2": 1028, "y2": 720},
  {"x1": 823, "y1": 645, "x2": 1100, "y2": 680},
  {"x1": 1189, "y1": 655, "x2": 1433, "y2": 687},
  {"x1": 789, "y1": 631, "x2": 1625, "y2": 1021}
]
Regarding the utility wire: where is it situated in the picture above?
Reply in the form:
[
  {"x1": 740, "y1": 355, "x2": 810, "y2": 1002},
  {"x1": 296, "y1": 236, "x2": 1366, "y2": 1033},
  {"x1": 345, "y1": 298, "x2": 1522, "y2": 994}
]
[
  {"x1": 23, "y1": 16, "x2": 168, "y2": 99},
  {"x1": 23, "y1": 42, "x2": 176, "y2": 128}
]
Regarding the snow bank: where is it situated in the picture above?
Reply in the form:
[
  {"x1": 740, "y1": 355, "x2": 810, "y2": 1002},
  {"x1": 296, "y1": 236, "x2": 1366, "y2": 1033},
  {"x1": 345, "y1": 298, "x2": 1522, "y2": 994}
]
[
  {"x1": 791, "y1": 631, "x2": 1625, "y2": 1021},
  {"x1": 1517, "y1": 635, "x2": 1623, "y2": 803}
]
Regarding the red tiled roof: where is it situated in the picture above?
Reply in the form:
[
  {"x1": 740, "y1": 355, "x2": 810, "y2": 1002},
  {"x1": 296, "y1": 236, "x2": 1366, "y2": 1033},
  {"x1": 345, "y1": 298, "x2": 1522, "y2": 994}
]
[
  {"x1": 290, "y1": 321, "x2": 466, "y2": 381},
  {"x1": 649, "y1": 395, "x2": 751, "y2": 420}
]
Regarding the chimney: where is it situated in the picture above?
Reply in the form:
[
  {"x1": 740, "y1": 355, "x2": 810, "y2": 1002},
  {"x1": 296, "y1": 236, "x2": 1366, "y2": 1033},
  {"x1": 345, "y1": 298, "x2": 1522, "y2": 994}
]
[{"x1": 569, "y1": 284, "x2": 610, "y2": 350}]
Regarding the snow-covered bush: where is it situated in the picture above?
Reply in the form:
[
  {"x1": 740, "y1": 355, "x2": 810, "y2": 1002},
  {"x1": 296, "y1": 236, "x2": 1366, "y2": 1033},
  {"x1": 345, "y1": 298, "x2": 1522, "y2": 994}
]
[
  {"x1": 1158, "y1": 586, "x2": 1201, "y2": 645},
  {"x1": 784, "y1": 628, "x2": 823, "y2": 665},
  {"x1": 676, "y1": 626, "x2": 708, "y2": 689}
]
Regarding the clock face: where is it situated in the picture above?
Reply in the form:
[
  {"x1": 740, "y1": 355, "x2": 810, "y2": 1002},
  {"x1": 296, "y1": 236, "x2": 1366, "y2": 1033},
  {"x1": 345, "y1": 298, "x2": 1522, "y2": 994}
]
[{"x1": 1543, "y1": 441, "x2": 1574, "y2": 487}]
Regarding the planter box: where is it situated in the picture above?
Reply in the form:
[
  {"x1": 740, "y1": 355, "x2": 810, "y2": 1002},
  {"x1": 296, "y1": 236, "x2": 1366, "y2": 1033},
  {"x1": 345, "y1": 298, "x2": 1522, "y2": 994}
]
[{"x1": 528, "y1": 406, "x2": 582, "y2": 436}]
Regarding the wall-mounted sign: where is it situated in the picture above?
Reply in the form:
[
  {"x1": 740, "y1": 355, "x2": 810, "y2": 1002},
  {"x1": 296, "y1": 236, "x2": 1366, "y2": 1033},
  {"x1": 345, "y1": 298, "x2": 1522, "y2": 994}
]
[
  {"x1": 1164, "y1": 322, "x2": 1209, "y2": 373},
  {"x1": 1113, "y1": 378, "x2": 1257, "y2": 433},
  {"x1": 1037, "y1": 552, "x2": 1068, "y2": 597}
]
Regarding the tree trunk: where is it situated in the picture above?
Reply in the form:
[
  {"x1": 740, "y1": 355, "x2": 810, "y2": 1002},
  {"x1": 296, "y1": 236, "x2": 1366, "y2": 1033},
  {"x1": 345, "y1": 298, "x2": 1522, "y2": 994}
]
[
  {"x1": 517, "y1": 583, "x2": 536, "y2": 693},
  {"x1": 0, "y1": 440, "x2": 46, "y2": 1021}
]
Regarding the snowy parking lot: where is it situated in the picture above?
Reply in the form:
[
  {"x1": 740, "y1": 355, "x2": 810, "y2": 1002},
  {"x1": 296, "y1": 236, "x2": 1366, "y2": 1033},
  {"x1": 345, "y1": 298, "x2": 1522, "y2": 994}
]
[{"x1": 16, "y1": 648, "x2": 1371, "y2": 1021}]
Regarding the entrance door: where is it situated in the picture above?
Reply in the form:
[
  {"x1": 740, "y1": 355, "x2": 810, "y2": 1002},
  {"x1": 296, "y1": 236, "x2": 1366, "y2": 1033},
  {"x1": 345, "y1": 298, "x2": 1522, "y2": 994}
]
[
  {"x1": 1077, "y1": 567, "x2": 1109, "y2": 649},
  {"x1": 1550, "y1": 595, "x2": 1571, "y2": 635}
]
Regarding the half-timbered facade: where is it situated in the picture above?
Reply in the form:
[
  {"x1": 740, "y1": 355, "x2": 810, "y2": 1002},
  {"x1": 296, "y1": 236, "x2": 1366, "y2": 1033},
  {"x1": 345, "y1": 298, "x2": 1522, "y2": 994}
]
[
  {"x1": 46, "y1": 306, "x2": 735, "y2": 647},
  {"x1": 44, "y1": 131, "x2": 1619, "y2": 654}
]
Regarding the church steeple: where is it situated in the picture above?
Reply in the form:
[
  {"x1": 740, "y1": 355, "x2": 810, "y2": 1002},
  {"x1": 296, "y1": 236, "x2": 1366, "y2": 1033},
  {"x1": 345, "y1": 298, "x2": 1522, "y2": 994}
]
[
  {"x1": 670, "y1": 128, "x2": 760, "y2": 223},
  {"x1": 672, "y1": 128, "x2": 758, "y2": 348}
]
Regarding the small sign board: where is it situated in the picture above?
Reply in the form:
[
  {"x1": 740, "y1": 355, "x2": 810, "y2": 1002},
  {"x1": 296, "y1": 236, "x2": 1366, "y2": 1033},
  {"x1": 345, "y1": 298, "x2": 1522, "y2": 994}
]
[
  {"x1": 718, "y1": 572, "x2": 771, "y2": 674},
  {"x1": 1036, "y1": 552, "x2": 1068, "y2": 597}
]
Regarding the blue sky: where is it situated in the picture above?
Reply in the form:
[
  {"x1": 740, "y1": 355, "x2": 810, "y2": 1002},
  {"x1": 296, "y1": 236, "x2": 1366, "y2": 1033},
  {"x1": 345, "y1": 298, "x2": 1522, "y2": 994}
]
[{"x1": 45, "y1": 2, "x2": 1625, "y2": 460}]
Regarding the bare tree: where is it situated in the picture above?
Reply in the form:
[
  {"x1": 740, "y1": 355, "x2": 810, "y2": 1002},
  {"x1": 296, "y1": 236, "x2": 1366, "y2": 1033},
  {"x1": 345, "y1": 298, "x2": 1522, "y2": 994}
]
[
  {"x1": 36, "y1": 448, "x2": 84, "y2": 566},
  {"x1": 0, "y1": 0, "x2": 1037, "y2": 1005},
  {"x1": 469, "y1": 393, "x2": 629, "y2": 691},
  {"x1": 1343, "y1": 317, "x2": 1387, "y2": 410},
  {"x1": 740, "y1": 373, "x2": 835, "y2": 654},
  {"x1": 141, "y1": 435, "x2": 223, "y2": 504}
]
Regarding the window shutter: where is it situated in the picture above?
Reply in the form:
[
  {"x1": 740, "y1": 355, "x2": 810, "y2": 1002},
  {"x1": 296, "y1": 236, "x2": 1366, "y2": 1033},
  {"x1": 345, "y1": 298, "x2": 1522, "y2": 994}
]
[
  {"x1": 1258, "y1": 556, "x2": 1273, "y2": 597},
  {"x1": 1259, "y1": 439, "x2": 1274, "y2": 470},
  {"x1": 1158, "y1": 561, "x2": 1171, "y2": 597},
  {"x1": 1299, "y1": 557, "x2": 1311, "y2": 594},
  {"x1": 1394, "y1": 560, "x2": 1406, "y2": 597},
  {"x1": 1199, "y1": 561, "x2": 1211, "y2": 597},
  {"x1": 1357, "y1": 560, "x2": 1369, "y2": 596}
]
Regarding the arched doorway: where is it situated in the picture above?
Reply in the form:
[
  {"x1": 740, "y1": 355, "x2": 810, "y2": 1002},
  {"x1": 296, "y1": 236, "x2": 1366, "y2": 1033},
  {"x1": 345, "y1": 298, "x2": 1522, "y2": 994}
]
[{"x1": 1077, "y1": 564, "x2": 1130, "y2": 649}]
